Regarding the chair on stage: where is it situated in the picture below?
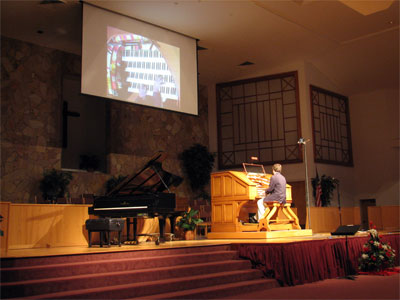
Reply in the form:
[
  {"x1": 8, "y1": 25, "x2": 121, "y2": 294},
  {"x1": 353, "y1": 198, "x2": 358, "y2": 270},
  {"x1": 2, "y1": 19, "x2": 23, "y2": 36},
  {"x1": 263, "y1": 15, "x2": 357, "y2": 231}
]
[
  {"x1": 196, "y1": 205, "x2": 212, "y2": 238},
  {"x1": 257, "y1": 200, "x2": 301, "y2": 231}
]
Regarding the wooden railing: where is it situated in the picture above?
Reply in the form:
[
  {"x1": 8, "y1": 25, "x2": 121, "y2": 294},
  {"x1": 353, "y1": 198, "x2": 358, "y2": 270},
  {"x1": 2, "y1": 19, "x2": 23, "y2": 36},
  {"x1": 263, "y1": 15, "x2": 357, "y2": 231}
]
[{"x1": 306, "y1": 206, "x2": 399, "y2": 233}]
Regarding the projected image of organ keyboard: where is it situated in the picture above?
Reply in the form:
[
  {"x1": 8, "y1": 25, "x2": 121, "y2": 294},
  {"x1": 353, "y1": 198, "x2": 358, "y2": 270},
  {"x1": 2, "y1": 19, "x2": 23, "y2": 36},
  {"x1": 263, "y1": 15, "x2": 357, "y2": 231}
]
[{"x1": 107, "y1": 26, "x2": 180, "y2": 110}]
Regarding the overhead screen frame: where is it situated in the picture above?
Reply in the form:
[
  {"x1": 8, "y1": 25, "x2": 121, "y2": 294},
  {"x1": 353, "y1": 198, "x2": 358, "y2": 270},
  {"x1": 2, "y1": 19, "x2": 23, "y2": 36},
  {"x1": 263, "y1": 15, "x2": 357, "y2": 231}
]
[{"x1": 81, "y1": 1, "x2": 200, "y2": 116}]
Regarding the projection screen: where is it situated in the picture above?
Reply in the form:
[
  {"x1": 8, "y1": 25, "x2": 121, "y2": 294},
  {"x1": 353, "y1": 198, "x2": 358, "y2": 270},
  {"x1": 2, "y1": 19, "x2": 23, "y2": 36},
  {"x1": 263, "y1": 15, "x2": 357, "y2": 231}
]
[{"x1": 81, "y1": 3, "x2": 198, "y2": 115}]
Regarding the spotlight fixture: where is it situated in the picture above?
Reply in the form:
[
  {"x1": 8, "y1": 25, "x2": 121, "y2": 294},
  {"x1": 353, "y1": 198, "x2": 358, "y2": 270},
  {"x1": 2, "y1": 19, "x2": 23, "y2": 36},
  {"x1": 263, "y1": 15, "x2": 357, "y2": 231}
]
[
  {"x1": 197, "y1": 45, "x2": 208, "y2": 51},
  {"x1": 239, "y1": 61, "x2": 254, "y2": 66},
  {"x1": 40, "y1": 0, "x2": 66, "y2": 4}
]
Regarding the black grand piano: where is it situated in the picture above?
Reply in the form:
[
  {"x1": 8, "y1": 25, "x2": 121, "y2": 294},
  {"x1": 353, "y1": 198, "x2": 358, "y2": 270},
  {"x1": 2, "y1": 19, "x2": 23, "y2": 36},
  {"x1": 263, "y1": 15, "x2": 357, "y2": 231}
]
[{"x1": 88, "y1": 151, "x2": 183, "y2": 244}]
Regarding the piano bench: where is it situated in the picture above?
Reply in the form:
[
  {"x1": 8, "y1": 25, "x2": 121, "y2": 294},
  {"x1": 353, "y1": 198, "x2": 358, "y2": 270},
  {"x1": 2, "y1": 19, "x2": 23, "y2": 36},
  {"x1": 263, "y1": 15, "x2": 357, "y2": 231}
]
[{"x1": 85, "y1": 218, "x2": 125, "y2": 247}]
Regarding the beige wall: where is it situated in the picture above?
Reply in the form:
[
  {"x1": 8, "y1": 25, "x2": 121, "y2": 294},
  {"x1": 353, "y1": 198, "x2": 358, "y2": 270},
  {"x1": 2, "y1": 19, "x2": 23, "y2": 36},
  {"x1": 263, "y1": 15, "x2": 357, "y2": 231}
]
[{"x1": 350, "y1": 88, "x2": 399, "y2": 206}]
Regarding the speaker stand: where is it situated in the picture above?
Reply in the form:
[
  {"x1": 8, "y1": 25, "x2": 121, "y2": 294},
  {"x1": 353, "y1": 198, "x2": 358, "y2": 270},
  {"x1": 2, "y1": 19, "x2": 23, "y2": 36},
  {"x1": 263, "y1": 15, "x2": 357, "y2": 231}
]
[{"x1": 331, "y1": 225, "x2": 361, "y2": 280}]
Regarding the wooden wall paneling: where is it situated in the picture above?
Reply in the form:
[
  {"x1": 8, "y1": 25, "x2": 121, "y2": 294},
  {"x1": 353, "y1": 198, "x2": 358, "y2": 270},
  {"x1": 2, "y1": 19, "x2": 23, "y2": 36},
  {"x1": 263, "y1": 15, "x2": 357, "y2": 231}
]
[
  {"x1": 353, "y1": 206, "x2": 361, "y2": 225},
  {"x1": 8, "y1": 204, "x2": 90, "y2": 249},
  {"x1": 309, "y1": 207, "x2": 340, "y2": 233},
  {"x1": 368, "y1": 206, "x2": 383, "y2": 230},
  {"x1": 0, "y1": 202, "x2": 11, "y2": 253},
  {"x1": 380, "y1": 206, "x2": 400, "y2": 231},
  {"x1": 306, "y1": 206, "x2": 398, "y2": 233},
  {"x1": 340, "y1": 207, "x2": 359, "y2": 226}
]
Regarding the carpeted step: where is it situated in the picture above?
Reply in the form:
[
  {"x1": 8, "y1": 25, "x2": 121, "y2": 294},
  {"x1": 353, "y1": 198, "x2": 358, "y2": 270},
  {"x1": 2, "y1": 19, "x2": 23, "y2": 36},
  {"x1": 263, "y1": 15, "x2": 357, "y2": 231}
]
[
  {"x1": 2, "y1": 250, "x2": 238, "y2": 282},
  {"x1": 2, "y1": 259, "x2": 252, "y2": 298},
  {"x1": 20, "y1": 269, "x2": 263, "y2": 299},
  {"x1": 131, "y1": 278, "x2": 280, "y2": 299},
  {"x1": 1, "y1": 244, "x2": 232, "y2": 268}
]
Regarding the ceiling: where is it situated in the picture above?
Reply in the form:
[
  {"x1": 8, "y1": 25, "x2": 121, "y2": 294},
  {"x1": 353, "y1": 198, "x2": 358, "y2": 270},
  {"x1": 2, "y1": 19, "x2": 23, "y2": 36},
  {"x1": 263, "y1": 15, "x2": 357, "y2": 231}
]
[{"x1": 1, "y1": 0, "x2": 399, "y2": 96}]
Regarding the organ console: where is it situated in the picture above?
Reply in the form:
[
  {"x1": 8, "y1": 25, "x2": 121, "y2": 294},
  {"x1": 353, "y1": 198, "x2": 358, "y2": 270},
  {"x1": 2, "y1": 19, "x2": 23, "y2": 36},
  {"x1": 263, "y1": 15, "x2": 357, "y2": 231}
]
[{"x1": 209, "y1": 163, "x2": 301, "y2": 236}]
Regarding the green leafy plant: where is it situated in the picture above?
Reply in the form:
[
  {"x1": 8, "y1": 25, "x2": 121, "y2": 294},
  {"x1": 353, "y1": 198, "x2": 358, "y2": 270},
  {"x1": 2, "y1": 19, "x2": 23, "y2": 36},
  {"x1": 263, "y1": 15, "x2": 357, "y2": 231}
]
[
  {"x1": 105, "y1": 175, "x2": 127, "y2": 194},
  {"x1": 311, "y1": 174, "x2": 339, "y2": 206},
  {"x1": 358, "y1": 222, "x2": 396, "y2": 272},
  {"x1": 39, "y1": 169, "x2": 73, "y2": 203},
  {"x1": 179, "y1": 144, "x2": 214, "y2": 200},
  {"x1": 176, "y1": 208, "x2": 203, "y2": 231}
]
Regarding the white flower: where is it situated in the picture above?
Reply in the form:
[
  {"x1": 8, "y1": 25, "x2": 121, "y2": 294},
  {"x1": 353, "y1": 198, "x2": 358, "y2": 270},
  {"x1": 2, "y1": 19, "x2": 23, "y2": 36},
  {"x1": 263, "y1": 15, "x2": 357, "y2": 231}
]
[
  {"x1": 368, "y1": 229, "x2": 378, "y2": 238},
  {"x1": 362, "y1": 254, "x2": 369, "y2": 259},
  {"x1": 379, "y1": 255, "x2": 384, "y2": 260},
  {"x1": 374, "y1": 241, "x2": 380, "y2": 247},
  {"x1": 382, "y1": 244, "x2": 388, "y2": 250}
]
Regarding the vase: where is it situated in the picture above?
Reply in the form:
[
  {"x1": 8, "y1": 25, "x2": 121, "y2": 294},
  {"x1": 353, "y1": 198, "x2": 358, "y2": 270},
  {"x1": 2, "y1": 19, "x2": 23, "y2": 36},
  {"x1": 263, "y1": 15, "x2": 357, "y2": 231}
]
[{"x1": 184, "y1": 230, "x2": 195, "y2": 240}]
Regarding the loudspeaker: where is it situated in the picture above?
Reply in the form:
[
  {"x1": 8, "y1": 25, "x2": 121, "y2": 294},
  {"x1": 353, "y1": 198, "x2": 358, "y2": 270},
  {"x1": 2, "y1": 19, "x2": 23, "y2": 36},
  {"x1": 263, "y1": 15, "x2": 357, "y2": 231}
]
[{"x1": 331, "y1": 225, "x2": 360, "y2": 236}]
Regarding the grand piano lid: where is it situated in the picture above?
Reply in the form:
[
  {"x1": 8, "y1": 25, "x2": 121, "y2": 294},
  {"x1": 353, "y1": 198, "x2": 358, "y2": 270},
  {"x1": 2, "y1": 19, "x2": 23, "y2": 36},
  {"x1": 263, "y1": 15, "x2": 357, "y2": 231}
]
[{"x1": 107, "y1": 151, "x2": 183, "y2": 197}]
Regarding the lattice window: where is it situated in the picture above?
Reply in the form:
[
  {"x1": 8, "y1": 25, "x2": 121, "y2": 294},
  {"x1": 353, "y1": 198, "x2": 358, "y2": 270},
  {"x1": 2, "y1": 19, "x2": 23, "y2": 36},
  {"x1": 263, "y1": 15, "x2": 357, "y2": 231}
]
[
  {"x1": 216, "y1": 71, "x2": 302, "y2": 169},
  {"x1": 310, "y1": 85, "x2": 353, "y2": 166}
]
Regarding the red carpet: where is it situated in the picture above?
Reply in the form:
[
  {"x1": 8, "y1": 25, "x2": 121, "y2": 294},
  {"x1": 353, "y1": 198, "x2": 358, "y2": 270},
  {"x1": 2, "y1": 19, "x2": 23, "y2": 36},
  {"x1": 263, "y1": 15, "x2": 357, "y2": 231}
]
[
  {"x1": 226, "y1": 272, "x2": 400, "y2": 299},
  {"x1": 1, "y1": 245, "x2": 278, "y2": 299}
]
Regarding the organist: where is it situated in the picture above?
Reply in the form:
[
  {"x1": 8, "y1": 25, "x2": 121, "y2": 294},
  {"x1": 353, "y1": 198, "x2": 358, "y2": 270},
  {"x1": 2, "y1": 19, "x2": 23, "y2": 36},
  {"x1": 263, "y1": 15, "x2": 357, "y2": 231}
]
[{"x1": 257, "y1": 163, "x2": 287, "y2": 221}]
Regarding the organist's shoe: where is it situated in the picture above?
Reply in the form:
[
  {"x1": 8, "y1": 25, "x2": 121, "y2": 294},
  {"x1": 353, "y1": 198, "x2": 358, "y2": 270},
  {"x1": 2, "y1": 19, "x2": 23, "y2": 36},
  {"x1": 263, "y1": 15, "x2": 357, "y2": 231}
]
[{"x1": 249, "y1": 215, "x2": 258, "y2": 223}]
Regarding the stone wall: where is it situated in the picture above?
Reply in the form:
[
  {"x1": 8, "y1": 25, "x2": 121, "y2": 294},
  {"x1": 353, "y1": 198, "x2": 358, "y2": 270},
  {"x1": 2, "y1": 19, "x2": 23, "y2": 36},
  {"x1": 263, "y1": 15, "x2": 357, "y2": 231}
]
[{"x1": 1, "y1": 36, "x2": 210, "y2": 207}]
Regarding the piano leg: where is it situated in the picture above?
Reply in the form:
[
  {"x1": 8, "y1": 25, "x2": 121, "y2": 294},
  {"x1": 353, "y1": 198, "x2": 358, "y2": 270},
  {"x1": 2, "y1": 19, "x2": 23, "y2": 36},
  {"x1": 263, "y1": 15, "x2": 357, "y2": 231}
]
[
  {"x1": 133, "y1": 218, "x2": 138, "y2": 244},
  {"x1": 125, "y1": 218, "x2": 139, "y2": 245},
  {"x1": 169, "y1": 215, "x2": 178, "y2": 239},
  {"x1": 158, "y1": 216, "x2": 166, "y2": 243},
  {"x1": 126, "y1": 218, "x2": 131, "y2": 241}
]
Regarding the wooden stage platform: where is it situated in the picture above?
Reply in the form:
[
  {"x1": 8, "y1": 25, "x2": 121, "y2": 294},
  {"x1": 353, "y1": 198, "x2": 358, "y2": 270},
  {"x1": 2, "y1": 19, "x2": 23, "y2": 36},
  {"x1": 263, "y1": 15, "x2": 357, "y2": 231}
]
[{"x1": 2, "y1": 231, "x2": 363, "y2": 259}]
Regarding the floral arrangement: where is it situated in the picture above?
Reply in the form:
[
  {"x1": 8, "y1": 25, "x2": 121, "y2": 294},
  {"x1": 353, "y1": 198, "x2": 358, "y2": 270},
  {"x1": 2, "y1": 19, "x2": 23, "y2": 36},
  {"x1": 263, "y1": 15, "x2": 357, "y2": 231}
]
[{"x1": 358, "y1": 222, "x2": 396, "y2": 272}]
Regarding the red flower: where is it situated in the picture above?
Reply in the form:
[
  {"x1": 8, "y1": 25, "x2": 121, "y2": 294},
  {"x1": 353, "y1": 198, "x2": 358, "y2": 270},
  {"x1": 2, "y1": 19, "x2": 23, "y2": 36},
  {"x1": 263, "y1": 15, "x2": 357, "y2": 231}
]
[
  {"x1": 371, "y1": 256, "x2": 376, "y2": 261},
  {"x1": 386, "y1": 251, "x2": 391, "y2": 257},
  {"x1": 369, "y1": 240, "x2": 374, "y2": 244},
  {"x1": 379, "y1": 244, "x2": 383, "y2": 249},
  {"x1": 363, "y1": 246, "x2": 369, "y2": 252}
]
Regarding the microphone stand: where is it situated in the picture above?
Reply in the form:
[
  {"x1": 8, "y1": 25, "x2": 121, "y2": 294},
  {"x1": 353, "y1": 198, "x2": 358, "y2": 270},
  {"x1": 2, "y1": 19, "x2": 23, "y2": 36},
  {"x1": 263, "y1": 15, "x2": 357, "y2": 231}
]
[
  {"x1": 336, "y1": 181, "x2": 342, "y2": 226},
  {"x1": 298, "y1": 138, "x2": 311, "y2": 229}
]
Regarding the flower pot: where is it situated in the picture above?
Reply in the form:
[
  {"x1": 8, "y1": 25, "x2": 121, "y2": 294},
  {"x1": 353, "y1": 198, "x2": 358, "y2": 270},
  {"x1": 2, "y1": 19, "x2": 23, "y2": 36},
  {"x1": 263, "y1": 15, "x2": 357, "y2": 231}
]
[{"x1": 184, "y1": 230, "x2": 195, "y2": 240}]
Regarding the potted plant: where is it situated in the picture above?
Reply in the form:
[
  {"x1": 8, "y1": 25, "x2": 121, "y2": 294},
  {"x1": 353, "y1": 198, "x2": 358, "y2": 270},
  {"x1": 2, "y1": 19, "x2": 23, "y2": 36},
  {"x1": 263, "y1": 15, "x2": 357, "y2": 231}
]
[
  {"x1": 79, "y1": 154, "x2": 100, "y2": 172},
  {"x1": 179, "y1": 144, "x2": 215, "y2": 201},
  {"x1": 311, "y1": 174, "x2": 339, "y2": 206},
  {"x1": 176, "y1": 208, "x2": 203, "y2": 240},
  {"x1": 39, "y1": 169, "x2": 73, "y2": 203}
]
